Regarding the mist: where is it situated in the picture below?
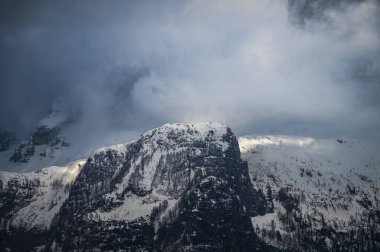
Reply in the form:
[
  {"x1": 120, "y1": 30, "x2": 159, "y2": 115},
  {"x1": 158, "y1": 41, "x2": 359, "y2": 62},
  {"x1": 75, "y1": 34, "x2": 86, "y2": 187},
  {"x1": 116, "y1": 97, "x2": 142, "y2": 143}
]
[{"x1": 1, "y1": 0, "x2": 379, "y2": 143}]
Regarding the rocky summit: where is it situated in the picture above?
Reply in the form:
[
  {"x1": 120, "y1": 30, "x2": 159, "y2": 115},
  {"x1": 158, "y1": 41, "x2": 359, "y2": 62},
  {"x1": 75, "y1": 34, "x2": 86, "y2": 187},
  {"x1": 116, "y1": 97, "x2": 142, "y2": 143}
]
[{"x1": 0, "y1": 123, "x2": 273, "y2": 251}]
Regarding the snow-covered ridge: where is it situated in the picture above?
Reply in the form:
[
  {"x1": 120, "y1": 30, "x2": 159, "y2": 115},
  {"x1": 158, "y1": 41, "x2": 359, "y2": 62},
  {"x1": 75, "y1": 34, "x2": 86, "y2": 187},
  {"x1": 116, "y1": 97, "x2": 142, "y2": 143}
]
[
  {"x1": 0, "y1": 159, "x2": 85, "y2": 230},
  {"x1": 239, "y1": 134, "x2": 380, "y2": 174},
  {"x1": 94, "y1": 143, "x2": 130, "y2": 155},
  {"x1": 94, "y1": 122, "x2": 229, "y2": 155},
  {"x1": 239, "y1": 135, "x2": 380, "y2": 250},
  {"x1": 146, "y1": 122, "x2": 228, "y2": 137},
  {"x1": 142, "y1": 122, "x2": 229, "y2": 147}
]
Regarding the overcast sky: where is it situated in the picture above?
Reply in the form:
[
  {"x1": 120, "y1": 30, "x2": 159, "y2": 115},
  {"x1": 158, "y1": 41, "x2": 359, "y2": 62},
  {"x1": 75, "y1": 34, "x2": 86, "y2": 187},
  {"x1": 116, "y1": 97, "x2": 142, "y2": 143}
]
[{"x1": 0, "y1": 0, "x2": 379, "y2": 141}]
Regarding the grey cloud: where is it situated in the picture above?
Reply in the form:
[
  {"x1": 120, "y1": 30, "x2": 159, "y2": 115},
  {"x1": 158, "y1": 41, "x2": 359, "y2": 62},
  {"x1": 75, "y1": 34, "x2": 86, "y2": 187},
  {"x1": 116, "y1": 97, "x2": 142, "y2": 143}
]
[
  {"x1": 287, "y1": 0, "x2": 367, "y2": 24},
  {"x1": 0, "y1": 0, "x2": 379, "y2": 144}
]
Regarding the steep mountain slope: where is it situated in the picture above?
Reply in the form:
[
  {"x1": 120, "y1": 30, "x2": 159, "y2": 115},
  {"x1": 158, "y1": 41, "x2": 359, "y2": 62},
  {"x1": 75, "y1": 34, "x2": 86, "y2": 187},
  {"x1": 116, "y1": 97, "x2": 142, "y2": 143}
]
[
  {"x1": 239, "y1": 135, "x2": 380, "y2": 251},
  {"x1": 0, "y1": 159, "x2": 85, "y2": 251},
  {"x1": 0, "y1": 123, "x2": 271, "y2": 251}
]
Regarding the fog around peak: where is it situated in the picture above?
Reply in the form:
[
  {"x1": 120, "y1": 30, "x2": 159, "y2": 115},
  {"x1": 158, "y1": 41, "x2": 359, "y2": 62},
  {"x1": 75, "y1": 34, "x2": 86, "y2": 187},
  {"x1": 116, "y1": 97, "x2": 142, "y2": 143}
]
[{"x1": 0, "y1": 0, "x2": 379, "y2": 142}]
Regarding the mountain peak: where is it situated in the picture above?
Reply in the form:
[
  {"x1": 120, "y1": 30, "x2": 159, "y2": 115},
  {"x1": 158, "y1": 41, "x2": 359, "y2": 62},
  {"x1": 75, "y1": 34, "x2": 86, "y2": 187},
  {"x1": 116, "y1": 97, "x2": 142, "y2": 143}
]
[
  {"x1": 95, "y1": 122, "x2": 231, "y2": 155},
  {"x1": 143, "y1": 122, "x2": 229, "y2": 140},
  {"x1": 0, "y1": 123, "x2": 271, "y2": 251}
]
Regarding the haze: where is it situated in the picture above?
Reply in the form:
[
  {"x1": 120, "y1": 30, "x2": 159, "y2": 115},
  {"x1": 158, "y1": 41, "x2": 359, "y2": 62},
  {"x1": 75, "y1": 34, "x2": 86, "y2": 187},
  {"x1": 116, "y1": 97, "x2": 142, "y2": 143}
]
[{"x1": 1, "y1": 0, "x2": 379, "y2": 142}]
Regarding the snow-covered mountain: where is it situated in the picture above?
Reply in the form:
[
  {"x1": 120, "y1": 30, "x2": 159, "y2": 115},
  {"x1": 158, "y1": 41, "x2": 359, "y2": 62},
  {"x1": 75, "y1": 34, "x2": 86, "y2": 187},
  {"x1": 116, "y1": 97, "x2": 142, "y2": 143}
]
[
  {"x1": 0, "y1": 159, "x2": 85, "y2": 230},
  {"x1": 0, "y1": 122, "x2": 271, "y2": 251},
  {"x1": 0, "y1": 123, "x2": 379, "y2": 251},
  {"x1": 240, "y1": 135, "x2": 380, "y2": 251}
]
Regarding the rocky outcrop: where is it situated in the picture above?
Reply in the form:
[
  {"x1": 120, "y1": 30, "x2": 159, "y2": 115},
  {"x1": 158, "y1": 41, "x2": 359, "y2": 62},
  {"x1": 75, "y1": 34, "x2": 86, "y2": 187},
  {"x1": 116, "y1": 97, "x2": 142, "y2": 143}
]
[
  {"x1": 9, "y1": 128, "x2": 69, "y2": 163},
  {"x1": 31, "y1": 126, "x2": 60, "y2": 146},
  {"x1": 0, "y1": 123, "x2": 273, "y2": 251}
]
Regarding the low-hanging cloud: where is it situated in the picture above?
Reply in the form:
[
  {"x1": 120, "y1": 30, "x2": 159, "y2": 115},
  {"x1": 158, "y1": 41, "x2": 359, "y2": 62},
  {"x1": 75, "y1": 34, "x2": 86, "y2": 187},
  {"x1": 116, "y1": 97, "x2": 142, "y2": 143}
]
[{"x1": 0, "y1": 0, "x2": 379, "y2": 144}]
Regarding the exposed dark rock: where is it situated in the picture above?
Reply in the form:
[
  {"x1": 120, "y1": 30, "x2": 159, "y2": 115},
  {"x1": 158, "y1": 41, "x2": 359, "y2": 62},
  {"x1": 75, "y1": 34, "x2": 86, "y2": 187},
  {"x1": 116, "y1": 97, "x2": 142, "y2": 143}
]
[
  {"x1": 9, "y1": 141, "x2": 35, "y2": 163},
  {"x1": 48, "y1": 123, "x2": 272, "y2": 251},
  {"x1": 32, "y1": 126, "x2": 60, "y2": 146},
  {"x1": 277, "y1": 187, "x2": 299, "y2": 212},
  {"x1": 9, "y1": 126, "x2": 69, "y2": 163}
]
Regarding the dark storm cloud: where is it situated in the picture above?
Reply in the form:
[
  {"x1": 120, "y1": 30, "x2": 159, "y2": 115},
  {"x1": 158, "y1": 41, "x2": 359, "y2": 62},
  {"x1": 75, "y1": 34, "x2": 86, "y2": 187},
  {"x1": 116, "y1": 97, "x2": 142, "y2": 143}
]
[
  {"x1": 0, "y1": 0, "x2": 165, "y2": 135},
  {"x1": 288, "y1": 0, "x2": 367, "y2": 24},
  {"x1": 0, "y1": 0, "x2": 379, "y2": 142}
]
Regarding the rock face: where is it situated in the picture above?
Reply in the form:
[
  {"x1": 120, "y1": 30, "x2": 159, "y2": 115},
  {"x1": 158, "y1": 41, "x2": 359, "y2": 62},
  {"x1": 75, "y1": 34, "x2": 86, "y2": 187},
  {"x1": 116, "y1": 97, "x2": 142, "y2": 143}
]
[{"x1": 0, "y1": 123, "x2": 272, "y2": 251}]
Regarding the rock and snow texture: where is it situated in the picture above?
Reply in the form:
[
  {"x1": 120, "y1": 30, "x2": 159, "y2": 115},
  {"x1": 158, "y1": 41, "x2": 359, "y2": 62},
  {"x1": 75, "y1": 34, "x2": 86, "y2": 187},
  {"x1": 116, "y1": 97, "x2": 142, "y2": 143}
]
[
  {"x1": 0, "y1": 159, "x2": 85, "y2": 230},
  {"x1": 0, "y1": 122, "x2": 271, "y2": 251},
  {"x1": 239, "y1": 135, "x2": 380, "y2": 251},
  {"x1": 0, "y1": 101, "x2": 73, "y2": 172},
  {"x1": 1, "y1": 125, "x2": 379, "y2": 251},
  {"x1": 53, "y1": 122, "x2": 269, "y2": 251}
]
